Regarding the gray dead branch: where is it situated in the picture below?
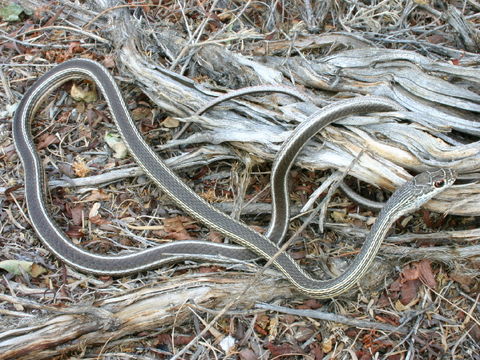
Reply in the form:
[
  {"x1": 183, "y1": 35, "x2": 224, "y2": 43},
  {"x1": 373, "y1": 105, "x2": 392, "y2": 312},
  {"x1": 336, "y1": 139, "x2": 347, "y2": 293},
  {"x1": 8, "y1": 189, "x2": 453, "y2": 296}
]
[
  {"x1": 14, "y1": 0, "x2": 480, "y2": 216},
  {"x1": 113, "y1": 2, "x2": 480, "y2": 215},
  {"x1": 0, "y1": 272, "x2": 291, "y2": 360},
  {"x1": 444, "y1": 5, "x2": 480, "y2": 52}
]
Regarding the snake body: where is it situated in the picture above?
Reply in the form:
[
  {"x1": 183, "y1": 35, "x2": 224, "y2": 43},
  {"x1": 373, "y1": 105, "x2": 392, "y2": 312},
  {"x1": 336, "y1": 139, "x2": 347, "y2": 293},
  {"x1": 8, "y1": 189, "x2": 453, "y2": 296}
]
[
  {"x1": 13, "y1": 59, "x2": 456, "y2": 298},
  {"x1": 197, "y1": 85, "x2": 387, "y2": 212}
]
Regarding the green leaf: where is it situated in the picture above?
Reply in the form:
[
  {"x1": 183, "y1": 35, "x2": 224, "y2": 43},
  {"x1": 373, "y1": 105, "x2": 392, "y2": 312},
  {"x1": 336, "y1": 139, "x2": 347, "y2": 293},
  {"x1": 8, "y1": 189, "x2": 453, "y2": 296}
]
[
  {"x1": 0, "y1": 260, "x2": 33, "y2": 275},
  {"x1": 0, "y1": 3, "x2": 26, "y2": 22},
  {"x1": 0, "y1": 260, "x2": 46, "y2": 276},
  {"x1": 105, "y1": 132, "x2": 128, "y2": 159}
]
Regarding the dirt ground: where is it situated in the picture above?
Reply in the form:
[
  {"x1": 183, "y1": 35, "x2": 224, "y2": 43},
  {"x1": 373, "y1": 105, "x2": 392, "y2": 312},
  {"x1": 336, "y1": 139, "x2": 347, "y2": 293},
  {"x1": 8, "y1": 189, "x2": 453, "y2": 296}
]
[{"x1": 0, "y1": 1, "x2": 479, "y2": 359}]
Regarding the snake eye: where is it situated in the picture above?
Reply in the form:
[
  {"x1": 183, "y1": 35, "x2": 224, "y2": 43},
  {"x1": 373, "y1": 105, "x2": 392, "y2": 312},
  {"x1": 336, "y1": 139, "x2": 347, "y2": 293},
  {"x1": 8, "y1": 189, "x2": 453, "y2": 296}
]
[{"x1": 434, "y1": 179, "x2": 445, "y2": 188}]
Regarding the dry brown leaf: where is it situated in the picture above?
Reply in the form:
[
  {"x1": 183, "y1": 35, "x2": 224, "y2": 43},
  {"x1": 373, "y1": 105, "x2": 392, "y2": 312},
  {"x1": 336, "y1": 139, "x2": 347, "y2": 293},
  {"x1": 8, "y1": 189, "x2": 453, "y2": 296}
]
[
  {"x1": 30, "y1": 263, "x2": 47, "y2": 277},
  {"x1": 290, "y1": 250, "x2": 306, "y2": 260},
  {"x1": 268, "y1": 316, "x2": 279, "y2": 340},
  {"x1": 70, "y1": 83, "x2": 97, "y2": 103},
  {"x1": 83, "y1": 189, "x2": 110, "y2": 202},
  {"x1": 254, "y1": 315, "x2": 269, "y2": 336},
  {"x1": 75, "y1": 100, "x2": 86, "y2": 114},
  {"x1": 197, "y1": 265, "x2": 223, "y2": 273},
  {"x1": 399, "y1": 280, "x2": 420, "y2": 306},
  {"x1": 331, "y1": 211, "x2": 346, "y2": 222},
  {"x1": 395, "y1": 297, "x2": 419, "y2": 311},
  {"x1": 282, "y1": 315, "x2": 296, "y2": 324},
  {"x1": 416, "y1": 260, "x2": 436, "y2": 288},
  {"x1": 154, "y1": 333, "x2": 171, "y2": 346},
  {"x1": 162, "y1": 216, "x2": 196, "y2": 240},
  {"x1": 387, "y1": 354, "x2": 402, "y2": 360},
  {"x1": 58, "y1": 162, "x2": 74, "y2": 177},
  {"x1": 131, "y1": 107, "x2": 152, "y2": 121},
  {"x1": 88, "y1": 202, "x2": 101, "y2": 218},
  {"x1": 104, "y1": 132, "x2": 128, "y2": 159},
  {"x1": 207, "y1": 231, "x2": 223, "y2": 243},
  {"x1": 239, "y1": 348, "x2": 257, "y2": 360},
  {"x1": 310, "y1": 343, "x2": 324, "y2": 360},
  {"x1": 200, "y1": 188, "x2": 218, "y2": 202},
  {"x1": 449, "y1": 272, "x2": 473, "y2": 288},
  {"x1": 401, "y1": 265, "x2": 419, "y2": 282},
  {"x1": 388, "y1": 278, "x2": 402, "y2": 292},
  {"x1": 73, "y1": 158, "x2": 90, "y2": 177},
  {"x1": 469, "y1": 324, "x2": 480, "y2": 343},
  {"x1": 36, "y1": 133, "x2": 59, "y2": 150},
  {"x1": 294, "y1": 327, "x2": 315, "y2": 342},
  {"x1": 67, "y1": 41, "x2": 83, "y2": 54},
  {"x1": 322, "y1": 336, "x2": 333, "y2": 353},
  {"x1": 102, "y1": 55, "x2": 116, "y2": 68},
  {"x1": 426, "y1": 34, "x2": 448, "y2": 45},
  {"x1": 89, "y1": 215, "x2": 109, "y2": 225},
  {"x1": 162, "y1": 116, "x2": 180, "y2": 128},
  {"x1": 68, "y1": 204, "x2": 84, "y2": 226},
  {"x1": 298, "y1": 299, "x2": 322, "y2": 310},
  {"x1": 66, "y1": 225, "x2": 84, "y2": 238},
  {"x1": 173, "y1": 335, "x2": 194, "y2": 345},
  {"x1": 265, "y1": 342, "x2": 304, "y2": 357}
]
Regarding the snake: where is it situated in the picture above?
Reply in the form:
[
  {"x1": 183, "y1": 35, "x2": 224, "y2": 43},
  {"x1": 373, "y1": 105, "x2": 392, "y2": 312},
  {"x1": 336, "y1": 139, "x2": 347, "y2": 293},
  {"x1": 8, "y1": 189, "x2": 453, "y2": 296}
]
[
  {"x1": 195, "y1": 85, "x2": 386, "y2": 212},
  {"x1": 12, "y1": 58, "x2": 456, "y2": 298}
]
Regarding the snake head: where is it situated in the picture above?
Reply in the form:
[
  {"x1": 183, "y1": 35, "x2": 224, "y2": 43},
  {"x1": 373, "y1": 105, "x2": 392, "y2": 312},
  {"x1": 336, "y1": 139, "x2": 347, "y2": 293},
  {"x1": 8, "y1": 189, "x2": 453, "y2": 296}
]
[
  {"x1": 413, "y1": 168, "x2": 457, "y2": 193},
  {"x1": 392, "y1": 168, "x2": 457, "y2": 217}
]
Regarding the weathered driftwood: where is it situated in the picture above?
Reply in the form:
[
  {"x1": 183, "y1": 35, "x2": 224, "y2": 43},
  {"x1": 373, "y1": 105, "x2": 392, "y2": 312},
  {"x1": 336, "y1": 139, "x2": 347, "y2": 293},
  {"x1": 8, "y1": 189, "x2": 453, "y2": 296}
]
[
  {"x1": 16, "y1": 0, "x2": 480, "y2": 215},
  {"x1": 0, "y1": 271, "x2": 291, "y2": 359},
  {"x1": 119, "y1": 40, "x2": 480, "y2": 214}
]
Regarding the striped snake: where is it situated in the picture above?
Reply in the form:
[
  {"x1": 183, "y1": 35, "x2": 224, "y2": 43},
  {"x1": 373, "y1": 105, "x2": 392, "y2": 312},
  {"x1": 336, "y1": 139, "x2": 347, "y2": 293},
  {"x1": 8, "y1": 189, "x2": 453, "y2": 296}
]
[{"x1": 12, "y1": 58, "x2": 456, "y2": 298}]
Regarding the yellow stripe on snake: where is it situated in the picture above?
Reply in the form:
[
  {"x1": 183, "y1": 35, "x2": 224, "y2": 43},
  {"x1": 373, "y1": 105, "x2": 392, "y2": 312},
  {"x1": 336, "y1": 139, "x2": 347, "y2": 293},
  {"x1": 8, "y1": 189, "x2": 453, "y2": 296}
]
[{"x1": 12, "y1": 59, "x2": 456, "y2": 298}]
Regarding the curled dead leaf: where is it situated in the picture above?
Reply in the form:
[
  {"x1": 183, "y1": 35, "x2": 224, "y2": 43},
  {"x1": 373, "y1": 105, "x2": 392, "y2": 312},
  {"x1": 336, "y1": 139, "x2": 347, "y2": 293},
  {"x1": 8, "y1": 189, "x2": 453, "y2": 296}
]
[
  {"x1": 70, "y1": 83, "x2": 97, "y2": 102},
  {"x1": 265, "y1": 342, "x2": 304, "y2": 357},
  {"x1": 416, "y1": 260, "x2": 437, "y2": 288},
  {"x1": 30, "y1": 263, "x2": 47, "y2": 277},
  {"x1": 67, "y1": 203, "x2": 84, "y2": 226},
  {"x1": 66, "y1": 225, "x2": 84, "y2": 238},
  {"x1": 398, "y1": 280, "x2": 421, "y2": 307},
  {"x1": 89, "y1": 215, "x2": 110, "y2": 225},
  {"x1": 131, "y1": 107, "x2": 152, "y2": 121},
  {"x1": 162, "y1": 216, "x2": 197, "y2": 240},
  {"x1": 239, "y1": 348, "x2": 257, "y2": 360},
  {"x1": 322, "y1": 336, "x2": 333, "y2": 353},
  {"x1": 73, "y1": 158, "x2": 90, "y2": 177},
  {"x1": 88, "y1": 202, "x2": 101, "y2": 218},
  {"x1": 83, "y1": 189, "x2": 110, "y2": 202},
  {"x1": 449, "y1": 272, "x2": 473, "y2": 288},
  {"x1": 162, "y1": 116, "x2": 180, "y2": 128},
  {"x1": 36, "y1": 133, "x2": 59, "y2": 150},
  {"x1": 401, "y1": 267, "x2": 419, "y2": 282},
  {"x1": 102, "y1": 56, "x2": 116, "y2": 68}
]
